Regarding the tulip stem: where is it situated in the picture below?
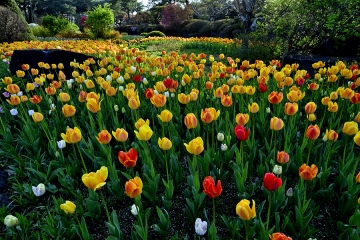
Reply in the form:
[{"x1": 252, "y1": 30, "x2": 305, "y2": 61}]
[
  {"x1": 212, "y1": 197, "x2": 216, "y2": 225},
  {"x1": 245, "y1": 220, "x2": 249, "y2": 240},
  {"x1": 303, "y1": 181, "x2": 307, "y2": 214},
  {"x1": 164, "y1": 150, "x2": 169, "y2": 183},
  {"x1": 252, "y1": 115, "x2": 255, "y2": 147},
  {"x1": 306, "y1": 140, "x2": 314, "y2": 165},
  {"x1": 266, "y1": 191, "x2": 271, "y2": 232},
  {"x1": 76, "y1": 143, "x2": 88, "y2": 173},
  {"x1": 274, "y1": 131, "x2": 277, "y2": 163},
  {"x1": 136, "y1": 202, "x2": 146, "y2": 239},
  {"x1": 0, "y1": 117, "x2": 5, "y2": 132},
  {"x1": 325, "y1": 141, "x2": 332, "y2": 170},
  {"x1": 342, "y1": 136, "x2": 348, "y2": 167},
  {"x1": 269, "y1": 130, "x2": 274, "y2": 156},
  {"x1": 100, "y1": 190, "x2": 111, "y2": 222},
  {"x1": 123, "y1": 141, "x2": 127, "y2": 152}
]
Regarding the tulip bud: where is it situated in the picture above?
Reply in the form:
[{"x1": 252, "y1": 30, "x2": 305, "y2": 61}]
[
  {"x1": 130, "y1": 204, "x2": 139, "y2": 215},
  {"x1": 272, "y1": 165, "x2": 282, "y2": 175},
  {"x1": 32, "y1": 183, "x2": 46, "y2": 196},
  {"x1": 28, "y1": 109, "x2": 34, "y2": 116},
  {"x1": 10, "y1": 108, "x2": 18, "y2": 116},
  {"x1": 57, "y1": 140, "x2": 66, "y2": 149},
  {"x1": 142, "y1": 78, "x2": 148, "y2": 85},
  {"x1": 217, "y1": 132, "x2": 224, "y2": 141},
  {"x1": 119, "y1": 86, "x2": 124, "y2": 91},
  {"x1": 4, "y1": 215, "x2": 19, "y2": 227},
  {"x1": 171, "y1": 93, "x2": 175, "y2": 98},
  {"x1": 286, "y1": 188, "x2": 293, "y2": 197},
  {"x1": 122, "y1": 107, "x2": 126, "y2": 113},
  {"x1": 221, "y1": 143, "x2": 228, "y2": 151},
  {"x1": 266, "y1": 107, "x2": 271, "y2": 113},
  {"x1": 114, "y1": 105, "x2": 119, "y2": 112},
  {"x1": 194, "y1": 218, "x2": 207, "y2": 236},
  {"x1": 164, "y1": 91, "x2": 169, "y2": 98}
]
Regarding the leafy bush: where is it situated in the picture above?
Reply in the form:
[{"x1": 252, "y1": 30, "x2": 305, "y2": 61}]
[
  {"x1": 146, "y1": 31, "x2": 166, "y2": 37},
  {"x1": 0, "y1": 6, "x2": 29, "y2": 42},
  {"x1": 41, "y1": 15, "x2": 71, "y2": 36},
  {"x1": 85, "y1": 3, "x2": 115, "y2": 39},
  {"x1": 184, "y1": 20, "x2": 208, "y2": 34},
  {"x1": 258, "y1": 0, "x2": 360, "y2": 56},
  {"x1": 31, "y1": 26, "x2": 52, "y2": 37}
]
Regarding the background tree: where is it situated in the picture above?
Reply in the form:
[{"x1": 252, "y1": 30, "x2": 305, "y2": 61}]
[
  {"x1": 160, "y1": 3, "x2": 193, "y2": 34},
  {"x1": 258, "y1": 0, "x2": 360, "y2": 55},
  {"x1": 1, "y1": 0, "x2": 34, "y2": 40}
]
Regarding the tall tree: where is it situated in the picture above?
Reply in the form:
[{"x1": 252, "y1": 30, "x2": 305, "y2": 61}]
[
  {"x1": 111, "y1": 0, "x2": 143, "y2": 24},
  {"x1": 1, "y1": 0, "x2": 34, "y2": 40}
]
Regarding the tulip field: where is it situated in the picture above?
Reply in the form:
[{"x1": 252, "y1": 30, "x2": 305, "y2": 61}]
[{"x1": 0, "y1": 38, "x2": 360, "y2": 239}]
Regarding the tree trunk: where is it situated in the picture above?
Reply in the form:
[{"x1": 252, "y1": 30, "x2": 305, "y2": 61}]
[{"x1": 0, "y1": 0, "x2": 35, "y2": 40}]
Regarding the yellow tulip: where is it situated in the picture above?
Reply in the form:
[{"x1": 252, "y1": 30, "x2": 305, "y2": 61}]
[
  {"x1": 60, "y1": 201, "x2": 76, "y2": 214},
  {"x1": 59, "y1": 92, "x2": 71, "y2": 102},
  {"x1": 112, "y1": 128, "x2": 128, "y2": 142},
  {"x1": 135, "y1": 118, "x2": 150, "y2": 130},
  {"x1": 158, "y1": 137, "x2": 172, "y2": 150},
  {"x1": 342, "y1": 121, "x2": 358, "y2": 135},
  {"x1": 184, "y1": 137, "x2": 204, "y2": 155},
  {"x1": 158, "y1": 110, "x2": 173, "y2": 122},
  {"x1": 236, "y1": 199, "x2": 256, "y2": 220},
  {"x1": 32, "y1": 112, "x2": 44, "y2": 123},
  {"x1": 62, "y1": 104, "x2": 76, "y2": 118},
  {"x1": 134, "y1": 125, "x2": 153, "y2": 141},
  {"x1": 86, "y1": 98, "x2": 101, "y2": 113},
  {"x1": 82, "y1": 166, "x2": 108, "y2": 191},
  {"x1": 61, "y1": 127, "x2": 82, "y2": 144}
]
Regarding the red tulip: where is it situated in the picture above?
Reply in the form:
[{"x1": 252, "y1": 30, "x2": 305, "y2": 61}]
[
  {"x1": 118, "y1": 148, "x2": 138, "y2": 168},
  {"x1": 144, "y1": 88, "x2": 154, "y2": 99},
  {"x1": 263, "y1": 173, "x2": 282, "y2": 191},
  {"x1": 133, "y1": 75, "x2": 142, "y2": 82},
  {"x1": 203, "y1": 176, "x2": 222, "y2": 198},
  {"x1": 234, "y1": 125, "x2": 250, "y2": 141},
  {"x1": 258, "y1": 83, "x2": 268, "y2": 93}
]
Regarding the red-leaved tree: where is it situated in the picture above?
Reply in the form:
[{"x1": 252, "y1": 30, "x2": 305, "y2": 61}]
[{"x1": 160, "y1": 4, "x2": 192, "y2": 34}]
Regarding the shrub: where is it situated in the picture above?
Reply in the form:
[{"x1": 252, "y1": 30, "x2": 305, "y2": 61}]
[
  {"x1": 85, "y1": 3, "x2": 115, "y2": 39},
  {"x1": 259, "y1": 0, "x2": 360, "y2": 56},
  {"x1": 184, "y1": 20, "x2": 209, "y2": 34},
  {"x1": 146, "y1": 31, "x2": 166, "y2": 37},
  {"x1": 41, "y1": 15, "x2": 71, "y2": 36},
  {"x1": 31, "y1": 26, "x2": 52, "y2": 37},
  {"x1": 0, "y1": 6, "x2": 29, "y2": 42}
]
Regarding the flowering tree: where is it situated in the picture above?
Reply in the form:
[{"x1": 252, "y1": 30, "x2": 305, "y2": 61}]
[{"x1": 160, "y1": 3, "x2": 192, "y2": 33}]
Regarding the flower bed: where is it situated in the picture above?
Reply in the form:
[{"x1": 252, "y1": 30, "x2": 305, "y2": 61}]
[{"x1": 0, "y1": 39, "x2": 360, "y2": 239}]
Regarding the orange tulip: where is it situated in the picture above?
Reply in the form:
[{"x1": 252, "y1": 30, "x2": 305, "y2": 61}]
[
  {"x1": 96, "y1": 130, "x2": 112, "y2": 144},
  {"x1": 299, "y1": 164, "x2": 318, "y2": 180},
  {"x1": 284, "y1": 102, "x2": 298, "y2": 116},
  {"x1": 62, "y1": 104, "x2": 76, "y2": 117},
  {"x1": 45, "y1": 86, "x2": 56, "y2": 95},
  {"x1": 61, "y1": 127, "x2": 82, "y2": 144},
  {"x1": 270, "y1": 117, "x2": 284, "y2": 131},
  {"x1": 125, "y1": 176, "x2": 143, "y2": 198},
  {"x1": 235, "y1": 113, "x2": 250, "y2": 126},
  {"x1": 184, "y1": 113, "x2": 198, "y2": 129},
  {"x1": 305, "y1": 125, "x2": 320, "y2": 140},
  {"x1": 304, "y1": 102, "x2": 317, "y2": 114},
  {"x1": 112, "y1": 128, "x2": 128, "y2": 142},
  {"x1": 221, "y1": 95, "x2": 232, "y2": 107},
  {"x1": 201, "y1": 108, "x2": 220, "y2": 124},
  {"x1": 29, "y1": 95, "x2": 42, "y2": 104},
  {"x1": 268, "y1": 91, "x2": 283, "y2": 104},
  {"x1": 6, "y1": 95, "x2": 21, "y2": 106},
  {"x1": 150, "y1": 94, "x2": 166, "y2": 108},
  {"x1": 5, "y1": 84, "x2": 20, "y2": 94},
  {"x1": 59, "y1": 92, "x2": 71, "y2": 102},
  {"x1": 269, "y1": 232, "x2": 293, "y2": 240},
  {"x1": 277, "y1": 151, "x2": 290, "y2": 164}
]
